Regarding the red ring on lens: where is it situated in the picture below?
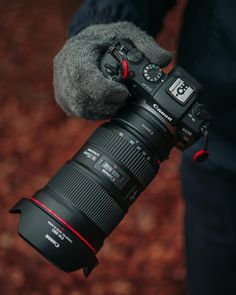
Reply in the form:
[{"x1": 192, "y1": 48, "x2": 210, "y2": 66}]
[{"x1": 31, "y1": 197, "x2": 96, "y2": 254}]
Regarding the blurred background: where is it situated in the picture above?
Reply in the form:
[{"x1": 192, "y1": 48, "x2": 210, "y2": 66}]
[{"x1": 0, "y1": 1, "x2": 187, "y2": 294}]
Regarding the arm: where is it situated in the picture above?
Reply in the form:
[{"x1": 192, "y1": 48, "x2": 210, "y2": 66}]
[{"x1": 69, "y1": 0, "x2": 176, "y2": 37}]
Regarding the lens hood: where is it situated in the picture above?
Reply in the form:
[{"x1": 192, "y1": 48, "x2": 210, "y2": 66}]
[{"x1": 10, "y1": 198, "x2": 98, "y2": 276}]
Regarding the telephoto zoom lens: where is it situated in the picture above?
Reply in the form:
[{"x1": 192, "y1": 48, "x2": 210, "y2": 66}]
[{"x1": 10, "y1": 102, "x2": 173, "y2": 276}]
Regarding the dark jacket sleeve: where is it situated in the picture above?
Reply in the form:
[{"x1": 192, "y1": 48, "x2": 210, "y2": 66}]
[{"x1": 69, "y1": 0, "x2": 176, "y2": 37}]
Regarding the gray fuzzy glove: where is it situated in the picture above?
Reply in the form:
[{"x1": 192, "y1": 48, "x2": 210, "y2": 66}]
[{"x1": 53, "y1": 21, "x2": 172, "y2": 119}]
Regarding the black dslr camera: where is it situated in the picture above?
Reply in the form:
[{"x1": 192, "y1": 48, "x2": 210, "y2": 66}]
[{"x1": 11, "y1": 40, "x2": 210, "y2": 277}]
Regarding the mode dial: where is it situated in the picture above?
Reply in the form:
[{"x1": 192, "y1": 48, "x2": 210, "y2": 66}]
[
  {"x1": 143, "y1": 64, "x2": 162, "y2": 82},
  {"x1": 193, "y1": 104, "x2": 210, "y2": 120}
]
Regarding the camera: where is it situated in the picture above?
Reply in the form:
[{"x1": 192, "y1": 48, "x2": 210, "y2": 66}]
[{"x1": 10, "y1": 40, "x2": 210, "y2": 277}]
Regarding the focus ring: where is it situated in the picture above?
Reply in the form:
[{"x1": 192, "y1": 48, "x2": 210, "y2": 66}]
[
  {"x1": 88, "y1": 126, "x2": 157, "y2": 188},
  {"x1": 46, "y1": 163, "x2": 125, "y2": 236}
]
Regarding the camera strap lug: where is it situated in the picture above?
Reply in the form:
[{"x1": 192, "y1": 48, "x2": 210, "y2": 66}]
[{"x1": 193, "y1": 127, "x2": 209, "y2": 162}]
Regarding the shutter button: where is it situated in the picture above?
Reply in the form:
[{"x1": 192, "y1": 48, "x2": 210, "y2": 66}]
[{"x1": 127, "y1": 48, "x2": 143, "y2": 63}]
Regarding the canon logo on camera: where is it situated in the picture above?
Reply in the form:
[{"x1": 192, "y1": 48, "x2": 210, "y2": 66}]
[{"x1": 152, "y1": 104, "x2": 173, "y2": 122}]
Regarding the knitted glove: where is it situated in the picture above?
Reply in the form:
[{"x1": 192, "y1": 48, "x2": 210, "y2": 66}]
[{"x1": 53, "y1": 21, "x2": 172, "y2": 119}]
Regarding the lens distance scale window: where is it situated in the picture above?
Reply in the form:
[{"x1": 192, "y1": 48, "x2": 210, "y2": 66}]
[{"x1": 94, "y1": 156, "x2": 129, "y2": 190}]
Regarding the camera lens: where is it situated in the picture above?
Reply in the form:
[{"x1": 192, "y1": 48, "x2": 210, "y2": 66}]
[
  {"x1": 10, "y1": 102, "x2": 174, "y2": 276},
  {"x1": 10, "y1": 36, "x2": 209, "y2": 276}
]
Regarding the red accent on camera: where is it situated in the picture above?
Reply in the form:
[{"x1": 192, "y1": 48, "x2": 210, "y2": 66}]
[
  {"x1": 122, "y1": 60, "x2": 128, "y2": 79},
  {"x1": 193, "y1": 149, "x2": 209, "y2": 162}
]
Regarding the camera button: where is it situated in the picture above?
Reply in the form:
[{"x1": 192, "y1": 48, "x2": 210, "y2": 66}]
[
  {"x1": 105, "y1": 63, "x2": 120, "y2": 75},
  {"x1": 193, "y1": 104, "x2": 210, "y2": 120},
  {"x1": 143, "y1": 64, "x2": 162, "y2": 82},
  {"x1": 127, "y1": 48, "x2": 143, "y2": 63},
  {"x1": 128, "y1": 71, "x2": 135, "y2": 78}
]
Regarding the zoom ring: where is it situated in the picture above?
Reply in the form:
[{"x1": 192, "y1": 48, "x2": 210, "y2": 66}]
[
  {"x1": 46, "y1": 163, "x2": 125, "y2": 236},
  {"x1": 88, "y1": 126, "x2": 158, "y2": 188}
]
